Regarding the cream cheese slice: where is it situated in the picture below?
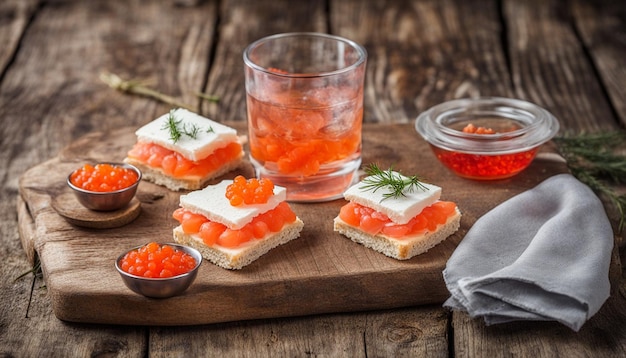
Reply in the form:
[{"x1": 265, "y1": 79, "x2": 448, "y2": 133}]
[
  {"x1": 135, "y1": 108, "x2": 239, "y2": 161},
  {"x1": 343, "y1": 173, "x2": 441, "y2": 224},
  {"x1": 179, "y1": 180, "x2": 287, "y2": 230}
]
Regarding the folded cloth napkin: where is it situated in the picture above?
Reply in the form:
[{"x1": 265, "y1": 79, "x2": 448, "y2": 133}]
[{"x1": 443, "y1": 173, "x2": 614, "y2": 331}]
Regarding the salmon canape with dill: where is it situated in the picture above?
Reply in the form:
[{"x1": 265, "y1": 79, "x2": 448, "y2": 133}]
[
  {"x1": 125, "y1": 108, "x2": 244, "y2": 191},
  {"x1": 172, "y1": 175, "x2": 304, "y2": 269},
  {"x1": 334, "y1": 164, "x2": 461, "y2": 260}
]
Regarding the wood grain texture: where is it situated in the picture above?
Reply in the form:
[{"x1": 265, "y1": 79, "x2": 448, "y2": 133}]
[
  {"x1": 332, "y1": 0, "x2": 514, "y2": 123},
  {"x1": 0, "y1": 0, "x2": 38, "y2": 75},
  {"x1": 3, "y1": 0, "x2": 626, "y2": 356},
  {"x1": 202, "y1": 0, "x2": 327, "y2": 122},
  {"x1": 505, "y1": 0, "x2": 618, "y2": 132},
  {"x1": 148, "y1": 307, "x2": 449, "y2": 357},
  {"x1": 572, "y1": 0, "x2": 626, "y2": 128},
  {"x1": 52, "y1": 192, "x2": 142, "y2": 229}
]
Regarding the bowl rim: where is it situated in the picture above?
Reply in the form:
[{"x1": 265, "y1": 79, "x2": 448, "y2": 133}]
[
  {"x1": 415, "y1": 97, "x2": 560, "y2": 155},
  {"x1": 115, "y1": 242, "x2": 203, "y2": 281},
  {"x1": 67, "y1": 162, "x2": 142, "y2": 195}
]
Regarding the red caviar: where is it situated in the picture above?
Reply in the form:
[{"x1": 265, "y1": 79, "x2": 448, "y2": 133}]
[
  {"x1": 172, "y1": 202, "x2": 297, "y2": 248},
  {"x1": 433, "y1": 123, "x2": 538, "y2": 180},
  {"x1": 462, "y1": 123, "x2": 495, "y2": 134},
  {"x1": 225, "y1": 175, "x2": 275, "y2": 206},
  {"x1": 432, "y1": 146, "x2": 538, "y2": 180},
  {"x1": 70, "y1": 163, "x2": 138, "y2": 192},
  {"x1": 118, "y1": 242, "x2": 197, "y2": 278},
  {"x1": 339, "y1": 201, "x2": 457, "y2": 239}
]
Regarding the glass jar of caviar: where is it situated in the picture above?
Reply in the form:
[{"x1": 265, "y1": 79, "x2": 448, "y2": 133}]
[{"x1": 415, "y1": 97, "x2": 559, "y2": 180}]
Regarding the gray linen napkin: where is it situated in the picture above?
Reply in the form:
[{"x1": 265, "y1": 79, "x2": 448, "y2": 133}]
[{"x1": 443, "y1": 174, "x2": 613, "y2": 331}]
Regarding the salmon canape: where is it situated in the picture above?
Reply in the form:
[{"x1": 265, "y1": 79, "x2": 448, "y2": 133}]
[
  {"x1": 334, "y1": 165, "x2": 461, "y2": 260},
  {"x1": 172, "y1": 176, "x2": 304, "y2": 269},
  {"x1": 125, "y1": 108, "x2": 244, "y2": 191}
]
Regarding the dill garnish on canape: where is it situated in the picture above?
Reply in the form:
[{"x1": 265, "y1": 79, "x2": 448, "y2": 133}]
[{"x1": 360, "y1": 163, "x2": 430, "y2": 201}]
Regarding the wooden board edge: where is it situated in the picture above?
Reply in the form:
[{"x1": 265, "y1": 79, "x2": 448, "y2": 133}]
[{"x1": 47, "y1": 267, "x2": 449, "y2": 326}]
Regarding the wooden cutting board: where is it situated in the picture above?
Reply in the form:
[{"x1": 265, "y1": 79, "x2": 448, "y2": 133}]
[{"x1": 17, "y1": 122, "x2": 567, "y2": 326}]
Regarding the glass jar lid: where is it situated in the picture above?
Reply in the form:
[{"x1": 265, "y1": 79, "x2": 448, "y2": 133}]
[{"x1": 415, "y1": 97, "x2": 560, "y2": 155}]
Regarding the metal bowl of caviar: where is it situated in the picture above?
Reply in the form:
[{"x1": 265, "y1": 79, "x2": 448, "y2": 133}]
[
  {"x1": 115, "y1": 242, "x2": 203, "y2": 299},
  {"x1": 415, "y1": 97, "x2": 559, "y2": 180},
  {"x1": 67, "y1": 162, "x2": 142, "y2": 211}
]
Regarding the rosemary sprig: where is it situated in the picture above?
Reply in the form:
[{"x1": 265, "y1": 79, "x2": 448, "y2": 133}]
[
  {"x1": 195, "y1": 91, "x2": 220, "y2": 103},
  {"x1": 554, "y1": 131, "x2": 626, "y2": 231},
  {"x1": 100, "y1": 72, "x2": 220, "y2": 110},
  {"x1": 100, "y1": 72, "x2": 194, "y2": 110},
  {"x1": 360, "y1": 163, "x2": 429, "y2": 201}
]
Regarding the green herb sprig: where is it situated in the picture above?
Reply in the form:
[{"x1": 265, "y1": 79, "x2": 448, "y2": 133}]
[
  {"x1": 360, "y1": 164, "x2": 429, "y2": 201},
  {"x1": 99, "y1": 72, "x2": 219, "y2": 111},
  {"x1": 162, "y1": 109, "x2": 213, "y2": 143},
  {"x1": 554, "y1": 131, "x2": 626, "y2": 231},
  {"x1": 14, "y1": 259, "x2": 42, "y2": 282}
]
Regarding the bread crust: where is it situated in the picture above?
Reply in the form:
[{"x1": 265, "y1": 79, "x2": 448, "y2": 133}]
[
  {"x1": 124, "y1": 151, "x2": 243, "y2": 191},
  {"x1": 333, "y1": 208, "x2": 461, "y2": 260},
  {"x1": 173, "y1": 217, "x2": 304, "y2": 270}
]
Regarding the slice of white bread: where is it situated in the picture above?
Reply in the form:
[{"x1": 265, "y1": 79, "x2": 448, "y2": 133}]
[
  {"x1": 124, "y1": 152, "x2": 243, "y2": 191},
  {"x1": 333, "y1": 208, "x2": 461, "y2": 260},
  {"x1": 173, "y1": 217, "x2": 304, "y2": 270}
]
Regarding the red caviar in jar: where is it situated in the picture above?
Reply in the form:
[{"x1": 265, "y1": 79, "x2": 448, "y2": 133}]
[
  {"x1": 416, "y1": 98, "x2": 560, "y2": 181},
  {"x1": 70, "y1": 163, "x2": 139, "y2": 192},
  {"x1": 432, "y1": 122, "x2": 539, "y2": 180},
  {"x1": 118, "y1": 242, "x2": 197, "y2": 278},
  {"x1": 462, "y1": 123, "x2": 495, "y2": 134},
  {"x1": 431, "y1": 146, "x2": 539, "y2": 180},
  {"x1": 225, "y1": 175, "x2": 275, "y2": 206}
]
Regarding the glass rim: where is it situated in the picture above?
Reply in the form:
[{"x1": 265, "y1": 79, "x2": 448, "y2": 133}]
[
  {"x1": 415, "y1": 97, "x2": 560, "y2": 155},
  {"x1": 243, "y1": 32, "x2": 367, "y2": 78}
]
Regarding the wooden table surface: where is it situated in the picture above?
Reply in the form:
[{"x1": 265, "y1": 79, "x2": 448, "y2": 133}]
[{"x1": 2, "y1": 0, "x2": 625, "y2": 356}]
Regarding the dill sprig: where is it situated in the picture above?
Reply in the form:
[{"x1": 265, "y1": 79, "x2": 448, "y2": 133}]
[
  {"x1": 163, "y1": 110, "x2": 184, "y2": 143},
  {"x1": 162, "y1": 109, "x2": 213, "y2": 143},
  {"x1": 360, "y1": 163, "x2": 429, "y2": 201},
  {"x1": 554, "y1": 131, "x2": 626, "y2": 231}
]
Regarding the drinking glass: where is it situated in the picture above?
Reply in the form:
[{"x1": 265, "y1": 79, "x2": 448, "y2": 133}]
[{"x1": 244, "y1": 32, "x2": 367, "y2": 202}]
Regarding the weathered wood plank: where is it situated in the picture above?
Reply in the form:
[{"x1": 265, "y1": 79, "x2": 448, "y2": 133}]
[
  {"x1": 149, "y1": 307, "x2": 448, "y2": 357},
  {"x1": 572, "y1": 0, "x2": 626, "y2": 128},
  {"x1": 1, "y1": 0, "x2": 218, "y2": 356},
  {"x1": 0, "y1": 0, "x2": 39, "y2": 74},
  {"x1": 333, "y1": 0, "x2": 513, "y2": 123},
  {"x1": 202, "y1": 0, "x2": 327, "y2": 122},
  {"x1": 506, "y1": 0, "x2": 618, "y2": 132}
]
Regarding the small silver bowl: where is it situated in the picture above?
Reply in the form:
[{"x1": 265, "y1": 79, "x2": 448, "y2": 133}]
[
  {"x1": 115, "y1": 243, "x2": 202, "y2": 298},
  {"x1": 67, "y1": 162, "x2": 142, "y2": 211}
]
